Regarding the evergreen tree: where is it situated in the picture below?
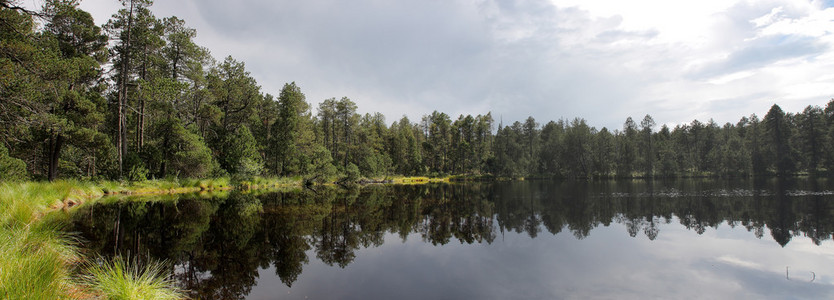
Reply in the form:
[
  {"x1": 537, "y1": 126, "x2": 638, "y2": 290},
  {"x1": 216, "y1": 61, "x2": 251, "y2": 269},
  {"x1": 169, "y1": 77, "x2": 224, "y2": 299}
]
[
  {"x1": 617, "y1": 117, "x2": 638, "y2": 177},
  {"x1": 388, "y1": 116, "x2": 422, "y2": 175},
  {"x1": 424, "y1": 111, "x2": 452, "y2": 174},
  {"x1": 356, "y1": 112, "x2": 391, "y2": 177},
  {"x1": 0, "y1": 0, "x2": 110, "y2": 180},
  {"x1": 562, "y1": 118, "x2": 593, "y2": 178},
  {"x1": 205, "y1": 56, "x2": 261, "y2": 174},
  {"x1": 539, "y1": 120, "x2": 564, "y2": 176},
  {"x1": 655, "y1": 125, "x2": 677, "y2": 177},
  {"x1": 747, "y1": 114, "x2": 767, "y2": 175},
  {"x1": 269, "y1": 82, "x2": 311, "y2": 175},
  {"x1": 225, "y1": 126, "x2": 262, "y2": 178},
  {"x1": 522, "y1": 117, "x2": 539, "y2": 175},
  {"x1": 166, "y1": 122, "x2": 217, "y2": 178},
  {"x1": 105, "y1": 0, "x2": 155, "y2": 177},
  {"x1": 797, "y1": 105, "x2": 826, "y2": 173},
  {"x1": 763, "y1": 104, "x2": 795, "y2": 176},
  {"x1": 593, "y1": 127, "x2": 615, "y2": 177},
  {"x1": 639, "y1": 115, "x2": 655, "y2": 177},
  {"x1": 824, "y1": 100, "x2": 834, "y2": 172}
]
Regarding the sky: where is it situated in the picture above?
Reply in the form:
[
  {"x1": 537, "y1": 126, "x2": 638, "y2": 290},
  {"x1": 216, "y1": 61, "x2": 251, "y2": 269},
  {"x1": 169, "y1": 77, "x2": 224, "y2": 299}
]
[{"x1": 23, "y1": 0, "x2": 834, "y2": 130}]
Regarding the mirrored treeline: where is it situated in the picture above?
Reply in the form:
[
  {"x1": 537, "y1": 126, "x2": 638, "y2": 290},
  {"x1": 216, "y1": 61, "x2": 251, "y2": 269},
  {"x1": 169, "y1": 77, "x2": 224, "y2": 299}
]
[{"x1": 69, "y1": 178, "x2": 834, "y2": 299}]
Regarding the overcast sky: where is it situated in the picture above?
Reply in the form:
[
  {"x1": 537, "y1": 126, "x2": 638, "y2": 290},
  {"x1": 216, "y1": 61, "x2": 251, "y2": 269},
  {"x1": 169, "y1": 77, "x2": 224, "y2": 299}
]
[{"x1": 30, "y1": 0, "x2": 834, "y2": 129}]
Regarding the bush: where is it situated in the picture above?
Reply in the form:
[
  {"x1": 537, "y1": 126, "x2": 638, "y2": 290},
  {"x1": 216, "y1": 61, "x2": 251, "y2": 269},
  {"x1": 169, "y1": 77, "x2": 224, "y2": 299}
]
[
  {"x1": 0, "y1": 144, "x2": 27, "y2": 181},
  {"x1": 169, "y1": 123, "x2": 218, "y2": 179}
]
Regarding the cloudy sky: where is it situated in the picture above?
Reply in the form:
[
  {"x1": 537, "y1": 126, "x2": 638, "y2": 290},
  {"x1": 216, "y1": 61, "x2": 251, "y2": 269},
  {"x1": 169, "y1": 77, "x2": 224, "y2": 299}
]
[{"x1": 35, "y1": 0, "x2": 834, "y2": 129}]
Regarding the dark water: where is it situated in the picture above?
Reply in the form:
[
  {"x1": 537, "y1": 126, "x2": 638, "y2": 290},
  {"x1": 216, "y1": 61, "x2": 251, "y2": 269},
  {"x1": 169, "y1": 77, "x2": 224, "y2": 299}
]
[{"x1": 69, "y1": 179, "x2": 834, "y2": 299}]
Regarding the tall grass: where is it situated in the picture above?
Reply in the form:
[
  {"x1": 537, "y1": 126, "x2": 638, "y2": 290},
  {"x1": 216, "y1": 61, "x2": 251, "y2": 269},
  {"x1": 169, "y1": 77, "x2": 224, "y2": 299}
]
[
  {"x1": 81, "y1": 256, "x2": 183, "y2": 300},
  {"x1": 180, "y1": 176, "x2": 232, "y2": 191},
  {"x1": 0, "y1": 181, "x2": 87, "y2": 299},
  {"x1": 0, "y1": 223, "x2": 81, "y2": 299},
  {"x1": 236, "y1": 175, "x2": 303, "y2": 189},
  {"x1": 390, "y1": 176, "x2": 450, "y2": 184},
  {"x1": 0, "y1": 175, "x2": 311, "y2": 299},
  {"x1": 0, "y1": 180, "x2": 99, "y2": 227},
  {"x1": 0, "y1": 180, "x2": 187, "y2": 299}
]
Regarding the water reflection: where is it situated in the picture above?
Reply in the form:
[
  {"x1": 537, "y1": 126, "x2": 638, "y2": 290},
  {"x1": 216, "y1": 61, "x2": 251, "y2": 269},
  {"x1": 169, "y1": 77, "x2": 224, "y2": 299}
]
[{"x1": 69, "y1": 179, "x2": 834, "y2": 299}]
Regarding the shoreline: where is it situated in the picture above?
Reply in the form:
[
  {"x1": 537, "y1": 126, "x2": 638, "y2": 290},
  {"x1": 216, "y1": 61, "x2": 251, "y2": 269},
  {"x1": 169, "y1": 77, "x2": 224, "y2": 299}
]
[{"x1": 1, "y1": 174, "x2": 823, "y2": 298}]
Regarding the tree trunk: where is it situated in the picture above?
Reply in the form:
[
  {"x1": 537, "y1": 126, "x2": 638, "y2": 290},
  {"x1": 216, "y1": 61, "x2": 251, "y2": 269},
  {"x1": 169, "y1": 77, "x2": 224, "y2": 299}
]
[
  {"x1": 172, "y1": 46, "x2": 179, "y2": 80},
  {"x1": 137, "y1": 84, "x2": 144, "y2": 151},
  {"x1": 47, "y1": 132, "x2": 63, "y2": 182},
  {"x1": 137, "y1": 44, "x2": 148, "y2": 151},
  {"x1": 117, "y1": 0, "x2": 135, "y2": 178},
  {"x1": 159, "y1": 123, "x2": 170, "y2": 177}
]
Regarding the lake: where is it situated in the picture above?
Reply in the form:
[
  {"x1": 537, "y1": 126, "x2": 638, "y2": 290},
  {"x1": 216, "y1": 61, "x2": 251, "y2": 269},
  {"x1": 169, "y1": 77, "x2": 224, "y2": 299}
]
[{"x1": 69, "y1": 179, "x2": 834, "y2": 299}]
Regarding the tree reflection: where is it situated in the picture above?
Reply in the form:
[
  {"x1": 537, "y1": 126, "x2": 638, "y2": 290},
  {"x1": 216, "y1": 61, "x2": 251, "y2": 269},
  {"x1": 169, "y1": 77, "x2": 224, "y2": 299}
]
[{"x1": 68, "y1": 178, "x2": 834, "y2": 299}]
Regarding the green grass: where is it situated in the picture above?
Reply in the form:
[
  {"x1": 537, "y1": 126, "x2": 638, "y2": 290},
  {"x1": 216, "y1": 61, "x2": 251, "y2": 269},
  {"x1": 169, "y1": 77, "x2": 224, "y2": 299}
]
[
  {"x1": 0, "y1": 182, "x2": 86, "y2": 299},
  {"x1": 0, "y1": 176, "x2": 315, "y2": 299},
  {"x1": 238, "y1": 175, "x2": 303, "y2": 189},
  {"x1": 0, "y1": 180, "x2": 192, "y2": 299},
  {"x1": 0, "y1": 180, "x2": 102, "y2": 227},
  {"x1": 0, "y1": 222, "x2": 81, "y2": 299},
  {"x1": 390, "y1": 176, "x2": 450, "y2": 184},
  {"x1": 0, "y1": 174, "x2": 466, "y2": 298},
  {"x1": 81, "y1": 256, "x2": 183, "y2": 300},
  {"x1": 180, "y1": 176, "x2": 232, "y2": 191}
]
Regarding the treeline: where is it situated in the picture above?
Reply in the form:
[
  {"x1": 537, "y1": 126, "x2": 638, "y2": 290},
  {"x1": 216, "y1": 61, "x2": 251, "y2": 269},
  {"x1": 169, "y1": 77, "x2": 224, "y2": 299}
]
[
  {"x1": 1, "y1": 1, "x2": 833, "y2": 182},
  {"x1": 493, "y1": 103, "x2": 834, "y2": 179}
]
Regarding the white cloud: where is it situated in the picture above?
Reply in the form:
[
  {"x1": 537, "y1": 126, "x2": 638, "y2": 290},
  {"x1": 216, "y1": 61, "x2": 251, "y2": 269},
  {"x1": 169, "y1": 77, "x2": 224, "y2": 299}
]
[{"x1": 66, "y1": 0, "x2": 834, "y2": 129}]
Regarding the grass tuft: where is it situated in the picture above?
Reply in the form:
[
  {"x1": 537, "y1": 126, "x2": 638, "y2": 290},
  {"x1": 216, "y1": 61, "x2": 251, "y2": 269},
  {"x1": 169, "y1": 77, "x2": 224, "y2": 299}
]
[
  {"x1": 0, "y1": 224, "x2": 80, "y2": 299},
  {"x1": 81, "y1": 256, "x2": 183, "y2": 300}
]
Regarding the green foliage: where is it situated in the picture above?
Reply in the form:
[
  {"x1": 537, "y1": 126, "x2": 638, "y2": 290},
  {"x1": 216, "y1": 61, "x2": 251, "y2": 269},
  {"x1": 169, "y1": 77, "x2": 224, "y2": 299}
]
[
  {"x1": 562, "y1": 118, "x2": 593, "y2": 178},
  {"x1": 128, "y1": 164, "x2": 150, "y2": 181},
  {"x1": 318, "y1": 97, "x2": 360, "y2": 171},
  {"x1": 0, "y1": 144, "x2": 27, "y2": 180},
  {"x1": 308, "y1": 145, "x2": 337, "y2": 183},
  {"x1": 225, "y1": 126, "x2": 263, "y2": 178},
  {"x1": 388, "y1": 116, "x2": 423, "y2": 175},
  {"x1": 3, "y1": 0, "x2": 833, "y2": 186},
  {"x1": 764, "y1": 104, "x2": 796, "y2": 176},
  {"x1": 168, "y1": 123, "x2": 217, "y2": 178},
  {"x1": 268, "y1": 82, "x2": 314, "y2": 176},
  {"x1": 797, "y1": 105, "x2": 826, "y2": 173},
  {"x1": 342, "y1": 163, "x2": 361, "y2": 183}
]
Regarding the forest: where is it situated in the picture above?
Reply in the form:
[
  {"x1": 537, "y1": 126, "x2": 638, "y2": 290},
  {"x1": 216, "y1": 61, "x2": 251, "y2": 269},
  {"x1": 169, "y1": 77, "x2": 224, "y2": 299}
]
[{"x1": 2, "y1": 0, "x2": 834, "y2": 182}]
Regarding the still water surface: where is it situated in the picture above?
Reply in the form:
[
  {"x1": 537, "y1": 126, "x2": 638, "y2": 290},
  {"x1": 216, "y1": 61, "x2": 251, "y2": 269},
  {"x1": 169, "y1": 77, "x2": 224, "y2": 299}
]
[{"x1": 70, "y1": 179, "x2": 834, "y2": 299}]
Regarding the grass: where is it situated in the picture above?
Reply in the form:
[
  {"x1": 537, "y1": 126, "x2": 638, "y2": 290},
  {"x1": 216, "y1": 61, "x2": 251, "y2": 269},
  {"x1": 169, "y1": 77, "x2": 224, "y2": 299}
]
[
  {"x1": 0, "y1": 223, "x2": 81, "y2": 299},
  {"x1": 0, "y1": 181, "x2": 90, "y2": 299},
  {"x1": 0, "y1": 180, "x2": 102, "y2": 227},
  {"x1": 81, "y1": 256, "x2": 183, "y2": 300},
  {"x1": 181, "y1": 176, "x2": 232, "y2": 191},
  {"x1": 0, "y1": 176, "x2": 312, "y2": 299},
  {"x1": 0, "y1": 180, "x2": 190, "y2": 299},
  {"x1": 235, "y1": 175, "x2": 303, "y2": 190},
  {"x1": 390, "y1": 176, "x2": 450, "y2": 184},
  {"x1": 1, "y1": 174, "x2": 429, "y2": 299}
]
